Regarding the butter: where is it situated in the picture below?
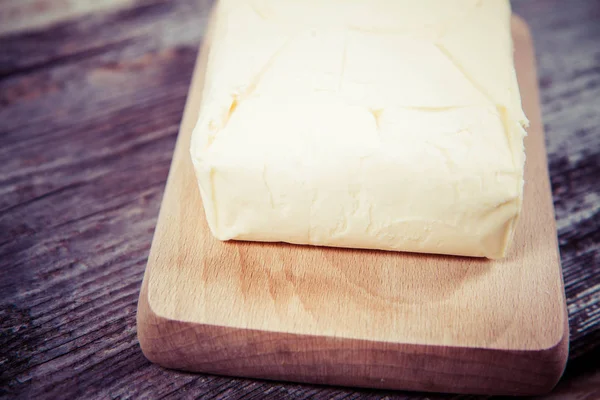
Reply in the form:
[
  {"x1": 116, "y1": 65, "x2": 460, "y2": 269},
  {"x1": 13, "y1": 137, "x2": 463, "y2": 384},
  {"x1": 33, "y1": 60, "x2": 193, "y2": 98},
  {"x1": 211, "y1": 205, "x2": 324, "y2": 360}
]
[{"x1": 190, "y1": 0, "x2": 528, "y2": 259}]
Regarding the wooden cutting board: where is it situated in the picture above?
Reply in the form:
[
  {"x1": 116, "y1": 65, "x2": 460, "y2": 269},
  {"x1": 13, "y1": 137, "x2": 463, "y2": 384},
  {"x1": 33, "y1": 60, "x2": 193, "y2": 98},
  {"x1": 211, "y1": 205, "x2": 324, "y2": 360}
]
[{"x1": 137, "y1": 16, "x2": 568, "y2": 396}]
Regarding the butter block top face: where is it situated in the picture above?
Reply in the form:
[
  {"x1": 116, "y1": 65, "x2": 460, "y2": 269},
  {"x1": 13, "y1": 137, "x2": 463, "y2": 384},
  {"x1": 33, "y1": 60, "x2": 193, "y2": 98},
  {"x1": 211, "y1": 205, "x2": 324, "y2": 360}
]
[{"x1": 190, "y1": 0, "x2": 528, "y2": 259}]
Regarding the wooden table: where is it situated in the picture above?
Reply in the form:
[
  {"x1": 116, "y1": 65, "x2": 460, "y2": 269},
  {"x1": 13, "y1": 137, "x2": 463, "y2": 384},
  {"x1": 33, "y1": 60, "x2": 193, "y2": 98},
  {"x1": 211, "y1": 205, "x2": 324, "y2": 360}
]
[{"x1": 1, "y1": 0, "x2": 598, "y2": 398}]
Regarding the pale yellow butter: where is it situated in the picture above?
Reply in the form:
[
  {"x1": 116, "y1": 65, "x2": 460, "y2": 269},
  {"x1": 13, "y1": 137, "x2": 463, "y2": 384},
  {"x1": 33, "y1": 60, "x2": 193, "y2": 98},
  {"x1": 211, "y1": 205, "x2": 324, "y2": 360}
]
[{"x1": 190, "y1": 0, "x2": 528, "y2": 259}]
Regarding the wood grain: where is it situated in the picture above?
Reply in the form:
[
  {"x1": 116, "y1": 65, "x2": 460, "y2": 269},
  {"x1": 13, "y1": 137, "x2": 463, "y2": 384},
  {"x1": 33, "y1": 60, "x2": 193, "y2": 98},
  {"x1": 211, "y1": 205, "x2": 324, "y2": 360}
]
[
  {"x1": 136, "y1": 15, "x2": 567, "y2": 396},
  {"x1": 0, "y1": 0, "x2": 137, "y2": 35},
  {"x1": 0, "y1": 0, "x2": 598, "y2": 399}
]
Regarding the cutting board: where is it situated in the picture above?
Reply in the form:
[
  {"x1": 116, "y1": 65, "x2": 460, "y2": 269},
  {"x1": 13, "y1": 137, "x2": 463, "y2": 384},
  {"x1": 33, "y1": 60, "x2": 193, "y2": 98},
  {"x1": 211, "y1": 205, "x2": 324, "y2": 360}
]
[{"x1": 137, "y1": 16, "x2": 568, "y2": 396}]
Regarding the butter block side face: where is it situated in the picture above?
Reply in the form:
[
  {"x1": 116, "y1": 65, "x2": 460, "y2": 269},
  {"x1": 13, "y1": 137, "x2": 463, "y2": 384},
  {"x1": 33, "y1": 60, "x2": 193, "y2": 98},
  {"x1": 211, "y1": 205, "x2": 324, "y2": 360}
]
[{"x1": 190, "y1": 0, "x2": 527, "y2": 259}]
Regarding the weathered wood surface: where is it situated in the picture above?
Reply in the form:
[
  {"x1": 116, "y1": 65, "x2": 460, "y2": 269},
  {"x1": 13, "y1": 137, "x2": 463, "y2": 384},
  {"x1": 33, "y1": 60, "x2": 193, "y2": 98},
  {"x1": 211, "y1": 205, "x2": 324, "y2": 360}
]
[{"x1": 0, "y1": 0, "x2": 598, "y2": 398}]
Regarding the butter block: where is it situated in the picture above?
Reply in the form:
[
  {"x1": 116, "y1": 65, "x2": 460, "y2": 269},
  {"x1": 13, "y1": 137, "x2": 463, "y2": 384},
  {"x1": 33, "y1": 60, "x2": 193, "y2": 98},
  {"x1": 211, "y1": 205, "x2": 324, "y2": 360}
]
[{"x1": 190, "y1": 0, "x2": 528, "y2": 259}]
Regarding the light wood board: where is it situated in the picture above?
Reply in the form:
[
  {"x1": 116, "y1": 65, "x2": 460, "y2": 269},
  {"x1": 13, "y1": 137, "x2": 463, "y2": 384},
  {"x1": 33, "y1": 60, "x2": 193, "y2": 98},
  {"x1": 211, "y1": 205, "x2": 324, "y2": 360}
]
[{"x1": 137, "y1": 16, "x2": 568, "y2": 396}]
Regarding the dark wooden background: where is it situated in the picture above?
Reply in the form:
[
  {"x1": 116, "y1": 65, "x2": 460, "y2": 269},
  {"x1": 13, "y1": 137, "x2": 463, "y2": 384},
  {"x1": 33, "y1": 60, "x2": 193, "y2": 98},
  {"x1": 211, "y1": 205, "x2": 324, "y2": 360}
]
[{"x1": 1, "y1": 0, "x2": 599, "y2": 398}]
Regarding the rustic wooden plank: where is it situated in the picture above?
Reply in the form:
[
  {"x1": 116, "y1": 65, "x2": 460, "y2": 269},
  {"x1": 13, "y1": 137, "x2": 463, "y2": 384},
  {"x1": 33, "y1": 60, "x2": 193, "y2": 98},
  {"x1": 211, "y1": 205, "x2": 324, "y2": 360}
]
[
  {"x1": 0, "y1": 1, "x2": 208, "y2": 397},
  {"x1": 0, "y1": 0, "x2": 137, "y2": 35},
  {"x1": 0, "y1": 0, "x2": 598, "y2": 398}
]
